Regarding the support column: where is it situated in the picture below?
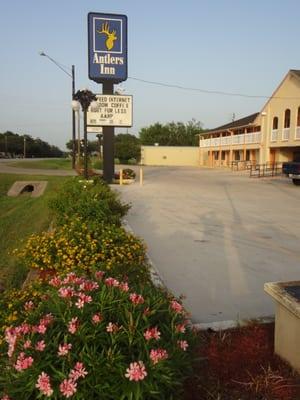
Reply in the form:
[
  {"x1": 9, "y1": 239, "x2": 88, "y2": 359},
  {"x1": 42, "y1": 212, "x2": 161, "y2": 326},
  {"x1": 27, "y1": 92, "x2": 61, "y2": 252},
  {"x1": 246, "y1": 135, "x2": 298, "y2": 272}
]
[
  {"x1": 243, "y1": 128, "x2": 247, "y2": 161},
  {"x1": 102, "y1": 82, "x2": 115, "y2": 183},
  {"x1": 218, "y1": 133, "x2": 222, "y2": 166},
  {"x1": 209, "y1": 134, "x2": 213, "y2": 167},
  {"x1": 229, "y1": 130, "x2": 233, "y2": 166}
]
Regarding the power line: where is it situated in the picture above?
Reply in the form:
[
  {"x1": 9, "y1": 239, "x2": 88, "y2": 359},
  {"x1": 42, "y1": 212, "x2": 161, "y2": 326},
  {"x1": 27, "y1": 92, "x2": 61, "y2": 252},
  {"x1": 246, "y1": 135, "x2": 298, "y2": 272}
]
[{"x1": 128, "y1": 76, "x2": 300, "y2": 100}]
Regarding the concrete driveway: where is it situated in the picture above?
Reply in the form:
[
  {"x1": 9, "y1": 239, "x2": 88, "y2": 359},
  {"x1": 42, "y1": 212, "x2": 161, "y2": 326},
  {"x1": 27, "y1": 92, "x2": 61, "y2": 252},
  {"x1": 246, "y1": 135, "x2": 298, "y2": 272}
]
[{"x1": 116, "y1": 166, "x2": 300, "y2": 325}]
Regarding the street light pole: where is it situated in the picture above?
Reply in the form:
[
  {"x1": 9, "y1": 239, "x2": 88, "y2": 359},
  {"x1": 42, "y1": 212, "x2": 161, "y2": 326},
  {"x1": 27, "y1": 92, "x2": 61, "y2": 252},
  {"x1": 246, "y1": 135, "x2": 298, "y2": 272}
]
[
  {"x1": 73, "y1": 90, "x2": 97, "y2": 180},
  {"x1": 39, "y1": 51, "x2": 76, "y2": 169}
]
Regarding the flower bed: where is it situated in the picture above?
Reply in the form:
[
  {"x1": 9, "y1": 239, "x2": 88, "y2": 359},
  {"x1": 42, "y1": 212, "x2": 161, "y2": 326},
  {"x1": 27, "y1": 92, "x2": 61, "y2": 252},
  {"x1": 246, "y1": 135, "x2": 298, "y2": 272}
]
[
  {"x1": 0, "y1": 178, "x2": 195, "y2": 399},
  {"x1": 0, "y1": 271, "x2": 194, "y2": 399}
]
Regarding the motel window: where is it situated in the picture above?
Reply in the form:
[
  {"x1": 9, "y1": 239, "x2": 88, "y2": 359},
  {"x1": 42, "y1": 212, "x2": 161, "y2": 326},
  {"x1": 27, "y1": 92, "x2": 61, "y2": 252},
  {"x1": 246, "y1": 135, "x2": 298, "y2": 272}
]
[
  {"x1": 221, "y1": 151, "x2": 226, "y2": 161},
  {"x1": 284, "y1": 109, "x2": 291, "y2": 128},
  {"x1": 214, "y1": 151, "x2": 219, "y2": 160},
  {"x1": 297, "y1": 107, "x2": 300, "y2": 127},
  {"x1": 272, "y1": 117, "x2": 278, "y2": 130}
]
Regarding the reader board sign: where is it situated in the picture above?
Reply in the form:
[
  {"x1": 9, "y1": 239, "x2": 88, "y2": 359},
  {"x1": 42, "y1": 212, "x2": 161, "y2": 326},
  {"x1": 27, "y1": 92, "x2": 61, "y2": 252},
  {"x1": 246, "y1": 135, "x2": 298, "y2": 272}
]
[
  {"x1": 86, "y1": 126, "x2": 103, "y2": 134},
  {"x1": 88, "y1": 12, "x2": 127, "y2": 83},
  {"x1": 87, "y1": 95, "x2": 132, "y2": 127}
]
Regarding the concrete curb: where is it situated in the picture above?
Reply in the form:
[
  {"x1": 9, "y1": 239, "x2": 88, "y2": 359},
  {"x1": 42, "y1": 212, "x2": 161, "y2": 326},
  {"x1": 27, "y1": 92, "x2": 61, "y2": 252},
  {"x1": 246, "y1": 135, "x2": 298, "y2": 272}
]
[{"x1": 122, "y1": 219, "x2": 166, "y2": 289}]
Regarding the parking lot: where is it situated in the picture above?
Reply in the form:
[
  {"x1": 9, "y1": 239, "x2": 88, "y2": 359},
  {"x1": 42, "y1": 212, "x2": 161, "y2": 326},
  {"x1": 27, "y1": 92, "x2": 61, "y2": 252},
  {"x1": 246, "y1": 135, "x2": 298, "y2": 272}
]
[{"x1": 117, "y1": 166, "x2": 300, "y2": 325}]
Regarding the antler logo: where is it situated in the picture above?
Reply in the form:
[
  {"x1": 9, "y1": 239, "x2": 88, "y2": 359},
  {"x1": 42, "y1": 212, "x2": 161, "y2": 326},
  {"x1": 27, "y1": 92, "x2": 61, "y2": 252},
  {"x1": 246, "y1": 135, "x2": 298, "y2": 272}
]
[{"x1": 97, "y1": 22, "x2": 117, "y2": 51}]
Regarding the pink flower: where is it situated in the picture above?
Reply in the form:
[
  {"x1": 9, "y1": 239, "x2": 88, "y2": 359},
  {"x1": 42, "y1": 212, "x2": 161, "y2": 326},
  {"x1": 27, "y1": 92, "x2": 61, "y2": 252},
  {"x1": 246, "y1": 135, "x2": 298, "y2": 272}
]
[
  {"x1": 144, "y1": 327, "x2": 161, "y2": 341},
  {"x1": 75, "y1": 293, "x2": 92, "y2": 309},
  {"x1": 79, "y1": 280, "x2": 99, "y2": 291},
  {"x1": 5, "y1": 327, "x2": 17, "y2": 358},
  {"x1": 40, "y1": 314, "x2": 54, "y2": 327},
  {"x1": 35, "y1": 324, "x2": 47, "y2": 334},
  {"x1": 60, "y1": 378, "x2": 77, "y2": 398},
  {"x1": 119, "y1": 281, "x2": 129, "y2": 292},
  {"x1": 105, "y1": 277, "x2": 119, "y2": 287},
  {"x1": 49, "y1": 276, "x2": 62, "y2": 287},
  {"x1": 23, "y1": 339, "x2": 32, "y2": 349},
  {"x1": 62, "y1": 272, "x2": 78, "y2": 285},
  {"x1": 58, "y1": 286, "x2": 75, "y2": 299},
  {"x1": 1, "y1": 395, "x2": 11, "y2": 400},
  {"x1": 14, "y1": 352, "x2": 34, "y2": 371},
  {"x1": 24, "y1": 300, "x2": 34, "y2": 311},
  {"x1": 106, "y1": 322, "x2": 119, "y2": 333},
  {"x1": 36, "y1": 372, "x2": 53, "y2": 396},
  {"x1": 129, "y1": 293, "x2": 145, "y2": 305},
  {"x1": 58, "y1": 343, "x2": 72, "y2": 356},
  {"x1": 69, "y1": 362, "x2": 88, "y2": 381},
  {"x1": 125, "y1": 361, "x2": 147, "y2": 381},
  {"x1": 170, "y1": 300, "x2": 183, "y2": 313},
  {"x1": 177, "y1": 340, "x2": 189, "y2": 351},
  {"x1": 35, "y1": 340, "x2": 46, "y2": 352},
  {"x1": 95, "y1": 270, "x2": 105, "y2": 280},
  {"x1": 92, "y1": 313, "x2": 103, "y2": 324},
  {"x1": 150, "y1": 348, "x2": 168, "y2": 364},
  {"x1": 175, "y1": 323, "x2": 186, "y2": 333},
  {"x1": 68, "y1": 317, "x2": 79, "y2": 334}
]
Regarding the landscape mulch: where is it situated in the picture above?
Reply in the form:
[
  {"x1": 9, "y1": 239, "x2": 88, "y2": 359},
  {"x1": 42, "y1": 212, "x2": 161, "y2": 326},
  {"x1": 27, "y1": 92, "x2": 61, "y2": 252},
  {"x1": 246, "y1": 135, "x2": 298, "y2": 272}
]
[{"x1": 184, "y1": 322, "x2": 300, "y2": 400}]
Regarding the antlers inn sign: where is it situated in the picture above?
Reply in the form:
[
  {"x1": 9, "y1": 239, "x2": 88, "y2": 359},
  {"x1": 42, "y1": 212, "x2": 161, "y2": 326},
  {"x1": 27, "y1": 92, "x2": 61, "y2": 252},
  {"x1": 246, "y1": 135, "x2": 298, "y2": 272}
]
[{"x1": 88, "y1": 12, "x2": 128, "y2": 83}]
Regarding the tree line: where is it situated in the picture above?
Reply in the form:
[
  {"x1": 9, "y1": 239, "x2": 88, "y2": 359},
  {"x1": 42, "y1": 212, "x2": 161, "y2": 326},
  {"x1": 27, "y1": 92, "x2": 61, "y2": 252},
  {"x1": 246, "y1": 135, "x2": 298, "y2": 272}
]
[
  {"x1": 0, "y1": 131, "x2": 64, "y2": 158},
  {"x1": 66, "y1": 120, "x2": 205, "y2": 163}
]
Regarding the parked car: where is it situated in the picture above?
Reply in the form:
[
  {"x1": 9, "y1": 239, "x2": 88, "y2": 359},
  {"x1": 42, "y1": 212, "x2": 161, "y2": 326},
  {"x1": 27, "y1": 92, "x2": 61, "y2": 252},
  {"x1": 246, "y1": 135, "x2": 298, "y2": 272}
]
[{"x1": 282, "y1": 162, "x2": 300, "y2": 185}]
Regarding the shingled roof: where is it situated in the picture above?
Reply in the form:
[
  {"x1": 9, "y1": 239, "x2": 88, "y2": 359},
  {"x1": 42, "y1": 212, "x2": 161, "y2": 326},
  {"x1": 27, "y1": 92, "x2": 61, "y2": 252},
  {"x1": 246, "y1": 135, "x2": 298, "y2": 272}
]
[{"x1": 203, "y1": 112, "x2": 259, "y2": 135}]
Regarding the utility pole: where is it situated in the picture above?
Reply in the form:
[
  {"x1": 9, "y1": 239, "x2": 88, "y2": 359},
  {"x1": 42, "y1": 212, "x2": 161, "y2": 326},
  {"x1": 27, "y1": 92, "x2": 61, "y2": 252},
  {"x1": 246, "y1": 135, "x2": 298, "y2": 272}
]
[{"x1": 23, "y1": 136, "x2": 26, "y2": 158}]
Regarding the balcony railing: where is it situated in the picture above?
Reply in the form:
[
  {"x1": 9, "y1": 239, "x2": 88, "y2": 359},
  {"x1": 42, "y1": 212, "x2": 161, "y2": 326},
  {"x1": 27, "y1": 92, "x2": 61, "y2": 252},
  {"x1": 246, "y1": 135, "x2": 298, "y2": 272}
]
[
  {"x1": 282, "y1": 128, "x2": 290, "y2": 141},
  {"x1": 271, "y1": 129, "x2": 278, "y2": 142},
  {"x1": 200, "y1": 132, "x2": 261, "y2": 148}
]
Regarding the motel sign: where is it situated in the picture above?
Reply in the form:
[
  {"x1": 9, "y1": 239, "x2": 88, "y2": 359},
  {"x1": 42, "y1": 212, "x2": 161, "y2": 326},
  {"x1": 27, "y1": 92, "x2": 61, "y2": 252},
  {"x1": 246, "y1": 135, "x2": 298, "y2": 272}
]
[{"x1": 88, "y1": 12, "x2": 128, "y2": 83}]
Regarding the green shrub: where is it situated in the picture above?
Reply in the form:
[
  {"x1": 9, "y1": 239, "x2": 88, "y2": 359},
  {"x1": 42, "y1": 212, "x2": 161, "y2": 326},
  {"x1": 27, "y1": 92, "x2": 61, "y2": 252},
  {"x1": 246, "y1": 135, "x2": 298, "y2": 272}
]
[
  {"x1": 18, "y1": 218, "x2": 149, "y2": 284},
  {"x1": 49, "y1": 178, "x2": 130, "y2": 227},
  {"x1": 0, "y1": 271, "x2": 194, "y2": 399}
]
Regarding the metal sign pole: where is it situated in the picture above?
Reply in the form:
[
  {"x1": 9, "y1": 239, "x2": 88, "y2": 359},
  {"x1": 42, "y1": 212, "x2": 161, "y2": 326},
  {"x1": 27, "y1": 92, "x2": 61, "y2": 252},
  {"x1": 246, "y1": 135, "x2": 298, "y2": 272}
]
[{"x1": 102, "y1": 81, "x2": 115, "y2": 183}]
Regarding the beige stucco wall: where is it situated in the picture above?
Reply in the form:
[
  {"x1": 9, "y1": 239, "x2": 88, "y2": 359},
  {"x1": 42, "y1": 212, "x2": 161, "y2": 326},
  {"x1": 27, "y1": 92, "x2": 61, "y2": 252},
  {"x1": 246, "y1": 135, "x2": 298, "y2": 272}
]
[
  {"x1": 199, "y1": 72, "x2": 300, "y2": 167},
  {"x1": 260, "y1": 73, "x2": 300, "y2": 163},
  {"x1": 141, "y1": 146, "x2": 200, "y2": 166}
]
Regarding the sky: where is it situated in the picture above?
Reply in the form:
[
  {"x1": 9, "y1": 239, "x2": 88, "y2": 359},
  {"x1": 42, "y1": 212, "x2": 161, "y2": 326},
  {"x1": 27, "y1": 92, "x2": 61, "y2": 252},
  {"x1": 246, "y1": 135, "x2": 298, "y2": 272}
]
[{"x1": 1, "y1": 0, "x2": 300, "y2": 150}]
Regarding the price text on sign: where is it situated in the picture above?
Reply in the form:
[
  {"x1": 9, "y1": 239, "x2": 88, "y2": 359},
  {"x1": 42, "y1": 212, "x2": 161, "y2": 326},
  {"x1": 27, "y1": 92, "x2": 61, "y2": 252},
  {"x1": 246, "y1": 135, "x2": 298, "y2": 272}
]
[{"x1": 87, "y1": 95, "x2": 133, "y2": 127}]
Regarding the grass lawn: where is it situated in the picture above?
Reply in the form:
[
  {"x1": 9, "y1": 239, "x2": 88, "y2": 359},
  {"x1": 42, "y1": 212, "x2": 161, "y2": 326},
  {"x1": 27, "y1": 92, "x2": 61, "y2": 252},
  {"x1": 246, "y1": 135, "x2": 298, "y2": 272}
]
[
  {"x1": 0, "y1": 173, "x2": 70, "y2": 289},
  {"x1": 9, "y1": 158, "x2": 72, "y2": 170}
]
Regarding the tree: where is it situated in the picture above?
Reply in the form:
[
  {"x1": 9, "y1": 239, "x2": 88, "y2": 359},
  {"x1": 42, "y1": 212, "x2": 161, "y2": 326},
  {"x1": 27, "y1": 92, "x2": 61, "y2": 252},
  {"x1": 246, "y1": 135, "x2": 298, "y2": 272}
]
[
  {"x1": 115, "y1": 133, "x2": 141, "y2": 164},
  {"x1": 0, "y1": 131, "x2": 63, "y2": 157},
  {"x1": 139, "y1": 120, "x2": 205, "y2": 146}
]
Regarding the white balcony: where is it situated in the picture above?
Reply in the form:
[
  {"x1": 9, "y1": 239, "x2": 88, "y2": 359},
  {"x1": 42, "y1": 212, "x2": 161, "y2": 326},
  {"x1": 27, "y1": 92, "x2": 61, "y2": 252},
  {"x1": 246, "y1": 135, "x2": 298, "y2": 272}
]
[
  {"x1": 282, "y1": 128, "x2": 290, "y2": 141},
  {"x1": 200, "y1": 132, "x2": 261, "y2": 148},
  {"x1": 271, "y1": 129, "x2": 278, "y2": 142}
]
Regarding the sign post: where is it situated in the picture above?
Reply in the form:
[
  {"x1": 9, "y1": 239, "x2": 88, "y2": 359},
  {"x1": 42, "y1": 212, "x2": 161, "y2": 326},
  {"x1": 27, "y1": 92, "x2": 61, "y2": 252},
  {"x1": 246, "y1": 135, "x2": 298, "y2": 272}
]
[{"x1": 88, "y1": 12, "x2": 128, "y2": 183}]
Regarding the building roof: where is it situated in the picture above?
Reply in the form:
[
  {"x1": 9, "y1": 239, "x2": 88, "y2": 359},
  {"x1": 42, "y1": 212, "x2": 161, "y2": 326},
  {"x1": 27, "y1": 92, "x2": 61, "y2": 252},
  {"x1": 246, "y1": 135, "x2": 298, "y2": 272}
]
[
  {"x1": 202, "y1": 112, "x2": 259, "y2": 135},
  {"x1": 290, "y1": 70, "x2": 300, "y2": 80}
]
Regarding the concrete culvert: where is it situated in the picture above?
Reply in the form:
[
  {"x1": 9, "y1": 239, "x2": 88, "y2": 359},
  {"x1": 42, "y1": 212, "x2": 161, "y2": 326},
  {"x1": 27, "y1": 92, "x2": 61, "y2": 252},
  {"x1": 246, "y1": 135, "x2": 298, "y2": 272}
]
[
  {"x1": 20, "y1": 184, "x2": 35, "y2": 194},
  {"x1": 7, "y1": 181, "x2": 48, "y2": 198}
]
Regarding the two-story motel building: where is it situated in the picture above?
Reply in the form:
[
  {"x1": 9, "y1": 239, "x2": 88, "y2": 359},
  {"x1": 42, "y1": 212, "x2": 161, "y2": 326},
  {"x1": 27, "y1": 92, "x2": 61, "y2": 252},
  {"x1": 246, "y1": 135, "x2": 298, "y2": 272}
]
[{"x1": 199, "y1": 70, "x2": 300, "y2": 167}]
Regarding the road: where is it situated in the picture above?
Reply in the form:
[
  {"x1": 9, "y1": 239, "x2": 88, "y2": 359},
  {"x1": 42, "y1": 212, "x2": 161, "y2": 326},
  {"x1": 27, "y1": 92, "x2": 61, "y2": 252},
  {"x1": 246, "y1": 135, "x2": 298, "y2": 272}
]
[{"x1": 117, "y1": 166, "x2": 300, "y2": 325}]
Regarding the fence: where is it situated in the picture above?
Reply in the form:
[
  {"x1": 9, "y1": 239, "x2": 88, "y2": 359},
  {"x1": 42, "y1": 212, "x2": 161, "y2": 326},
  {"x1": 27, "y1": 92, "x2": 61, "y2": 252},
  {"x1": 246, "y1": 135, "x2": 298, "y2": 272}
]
[{"x1": 249, "y1": 162, "x2": 282, "y2": 178}]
